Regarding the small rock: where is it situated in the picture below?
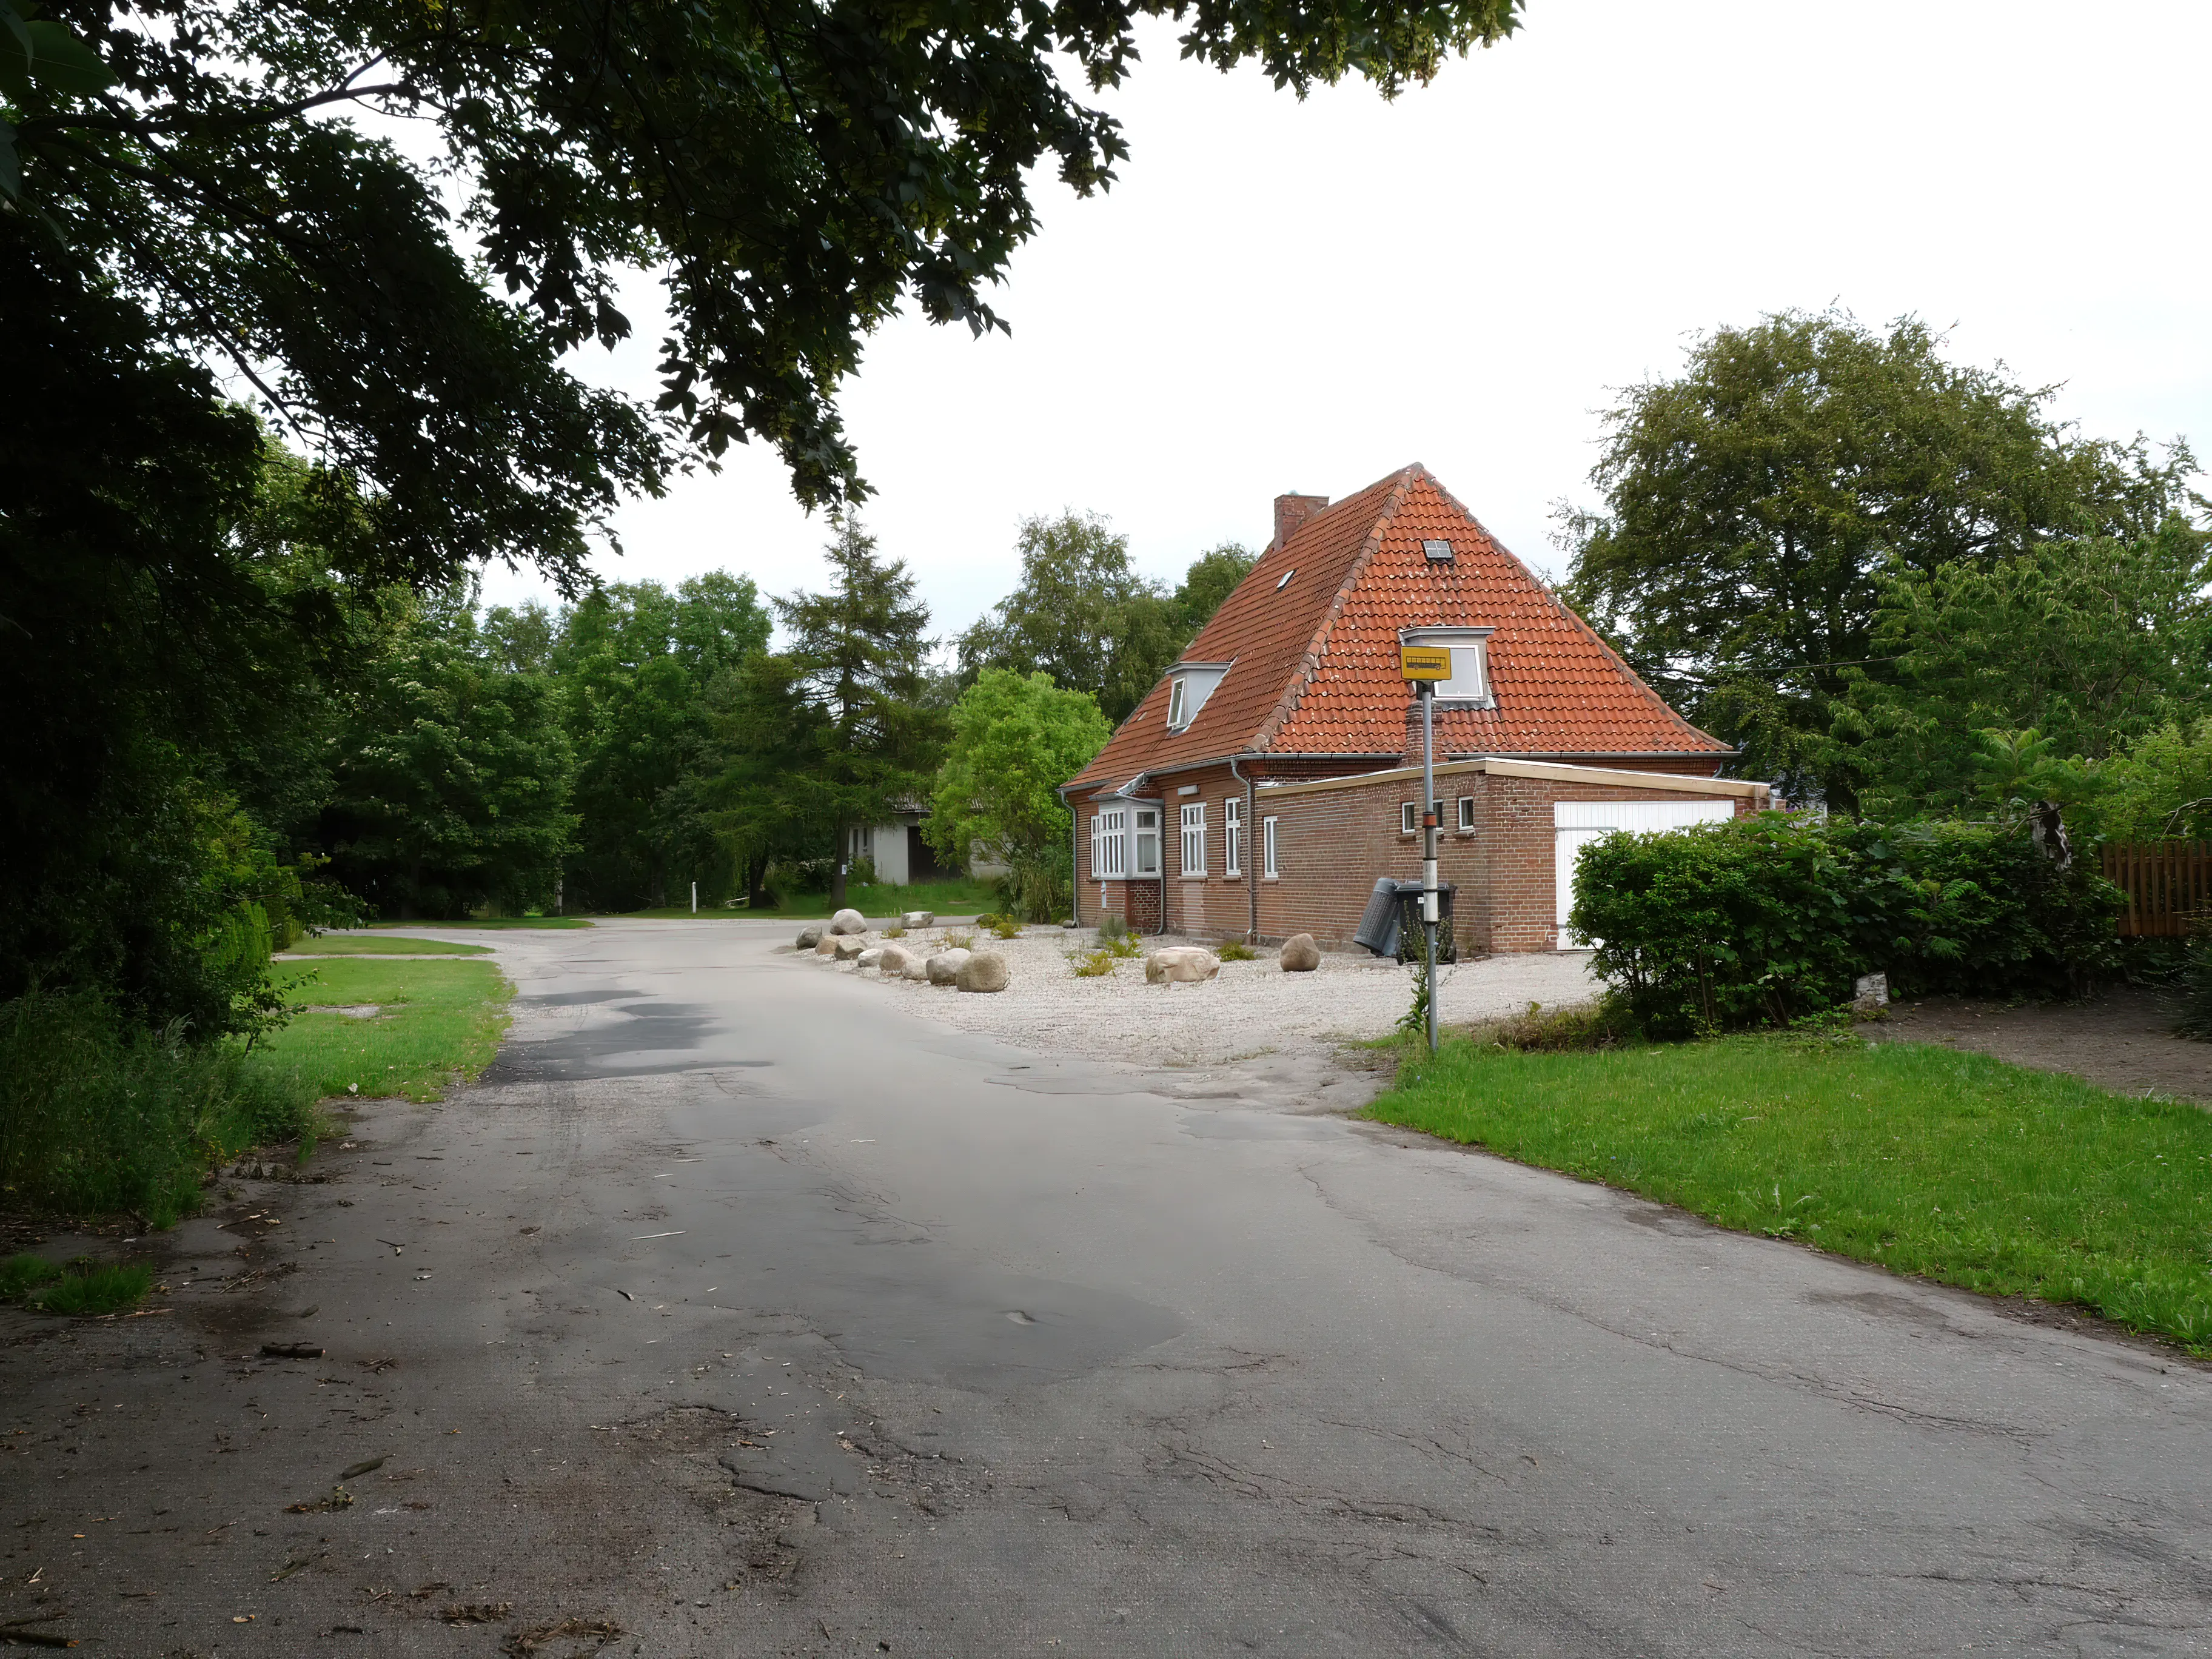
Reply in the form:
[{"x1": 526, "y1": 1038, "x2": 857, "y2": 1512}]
[
  {"x1": 927, "y1": 948, "x2": 970, "y2": 986},
  {"x1": 1279, "y1": 933, "x2": 1321, "y2": 972},
  {"x1": 829, "y1": 908, "x2": 868, "y2": 936},
  {"x1": 877, "y1": 945, "x2": 913, "y2": 976},
  {"x1": 1145, "y1": 947, "x2": 1221, "y2": 985},
  {"x1": 795, "y1": 924, "x2": 825, "y2": 950},
  {"x1": 901, "y1": 952, "x2": 932, "y2": 982},
  {"x1": 956, "y1": 950, "x2": 1008, "y2": 993},
  {"x1": 833, "y1": 936, "x2": 867, "y2": 962},
  {"x1": 814, "y1": 935, "x2": 837, "y2": 956},
  {"x1": 1852, "y1": 971, "x2": 1890, "y2": 1017},
  {"x1": 856, "y1": 947, "x2": 884, "y2": 970},
  {"x1": 901, "y1": 910, "x2": 934, "y2": 930}
]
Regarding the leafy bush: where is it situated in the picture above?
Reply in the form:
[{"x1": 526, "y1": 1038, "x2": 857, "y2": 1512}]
[
  {"x1": 1216, "y1": 939, "x2": 1256, "y2": 962},
  {"x1": 1097, "y1": 911, "x2": 1128, "y2": 943},
  {"x1": 994, "y1": 851, "x2": 1071, "y2": 924},
  {"x1": 1572, "y1": 813, "x2": 2123, "y2": 1037},
  {"x1": 1070, "y1": 948, "x2": 1116, "y2": 978},
  {"x1": 0, "y1": 990, "x2": 319, "y2": 1225}
]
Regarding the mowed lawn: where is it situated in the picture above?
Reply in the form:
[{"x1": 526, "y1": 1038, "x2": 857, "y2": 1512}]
[
  {"x1": 1365, "y1": 1034, "x2": 2212, "y2": 1354},
  {"x1": 260, "y1": 957, "x2": 512, "y2": 1102},
  {"x1": 282, "y1": 934, "x2": 491, "y2": 956}
]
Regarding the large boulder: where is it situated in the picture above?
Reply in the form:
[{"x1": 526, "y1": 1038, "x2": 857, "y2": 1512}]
[
  {"x1": 833, "y1": 936, "x2": 867, "y2": 962},
  {"x1": 927, "y1": 948, "x2": 970, "y2": 986},
  {"x1": 956, "y1": 950, "x2": 1009, "y2": 993},
  {"x1": 877, "y1": 944, "x2": 914, "y2": 977},
  {"x1": 1279, "y1": 933, "x2": 1321, "y2": 973},
  {"x1": 901, "y1": 910, "x2": 935, "y2": 930},
  {"x1": 829, "y1": 907, "x2": 869, "y2": 936},
  {"x1": 1145, "y1": 947, "x2": 1221, "y2": 985},
  {"x1": 856, "y1": 947, "x2": 884, "y2": 970},
  {"x1": 814, "y1": 936, "x2": 837, "y2": 957},
  {"x1": 795, "y1": 923, "x2": 825, "y2": 950}
]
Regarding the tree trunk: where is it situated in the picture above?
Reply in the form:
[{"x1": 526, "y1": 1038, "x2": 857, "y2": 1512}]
[{"x1": 830, "y1": 825, "x2": 848, "y2": 910}]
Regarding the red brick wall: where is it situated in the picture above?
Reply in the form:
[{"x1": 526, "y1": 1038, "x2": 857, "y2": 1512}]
[
  {"x1": 1068, "y1": 799, "x2": 1169, "y2": 934},
  {"x1": 1159, "y1": 765, "x2": 1256, "y2": 942},
  {"x1": 1253, "y1": 769, "x2": 1757, "y2": 954}
]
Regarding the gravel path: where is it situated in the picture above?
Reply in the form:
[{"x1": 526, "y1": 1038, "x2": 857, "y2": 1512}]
[{"x1": 798, "y1": 928, "x2": 1600, "y2": 1067}]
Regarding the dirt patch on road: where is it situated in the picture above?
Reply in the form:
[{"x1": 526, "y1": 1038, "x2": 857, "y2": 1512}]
[{"x1": 1875, "y1": 984, "x2": 2208, "y2": 1105}]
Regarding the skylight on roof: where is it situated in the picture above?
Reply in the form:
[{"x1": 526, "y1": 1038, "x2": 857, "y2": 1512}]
[
  {"x1": 1423, "y1": 540, "x2": 1453, "y2": 561},
  {"x1": 1275, "y1": 569, "x2": 1295, "y2": 591}
]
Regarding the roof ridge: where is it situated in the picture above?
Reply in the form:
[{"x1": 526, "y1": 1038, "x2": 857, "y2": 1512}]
[{"x1": 1249, "y1": 466, "x2": 1421, "y2": 754}]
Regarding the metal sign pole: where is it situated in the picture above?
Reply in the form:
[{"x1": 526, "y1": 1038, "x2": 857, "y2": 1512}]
[{"x1": 1421, "y1": 681, "x2": 1438, "y2": 1056}]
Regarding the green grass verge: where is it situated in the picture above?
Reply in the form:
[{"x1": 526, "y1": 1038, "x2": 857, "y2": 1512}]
[
  {"x1": 259, "y1": 957, "x2": 513, "y2": 1102},
  {"x1": 368, "y1": 916, "x2": 590, "y2": 930},
  {"x1": 735, "y1": 878, "x2": 998, "y2": 920},
  {"x1": 283, "y1": 935, "x2": 491, "y2": 956},
  {"x1": 1364, "y1": 1033, "x2": 2212, "y2": 1354}
]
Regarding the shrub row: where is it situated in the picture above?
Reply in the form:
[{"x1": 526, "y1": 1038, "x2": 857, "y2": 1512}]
[{"x1": 1570, "y1": 814, "x2": 2123, "y2": 1036}]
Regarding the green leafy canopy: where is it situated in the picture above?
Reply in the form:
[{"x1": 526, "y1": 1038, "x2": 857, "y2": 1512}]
[{"x1": 8, "y1": 0, "x2": 1524, "y2": 592}]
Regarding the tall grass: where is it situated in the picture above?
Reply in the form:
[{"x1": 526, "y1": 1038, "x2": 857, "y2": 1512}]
[{"x1": 0, "y1": 990, "x2": 318, "y2": 1226}]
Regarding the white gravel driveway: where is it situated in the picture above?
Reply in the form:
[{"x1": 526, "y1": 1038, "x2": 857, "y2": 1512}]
[{"x1": 801, "y1": 927, "x2": 1600, "y2": 1067}]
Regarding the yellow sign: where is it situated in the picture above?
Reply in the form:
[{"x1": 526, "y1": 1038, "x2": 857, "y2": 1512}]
[{"x1": 1399, "y1": 645, "x2": 1452, "y2": 682}]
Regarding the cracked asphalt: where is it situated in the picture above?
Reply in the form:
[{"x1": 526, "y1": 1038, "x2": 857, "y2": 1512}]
[{"x1": 4, "y1": 917, "x2": 2210, "y2": 1657}]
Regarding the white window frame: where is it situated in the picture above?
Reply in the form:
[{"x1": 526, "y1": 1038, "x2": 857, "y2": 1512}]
[
  {"x1": 1133, "y1": 808, "x2": 1162, "y2": 877},
  {"x1": 1224, "y1": 797, "x2": 1243, "y2": 877},
  {"x1": 1179, "y1": 802, "x2": 1207, "y2": 876},
  {"x1": 1091, "y1": 808, "x2": 1128, "y2": 879},
  {"x1": 1262, "y1": 816, "x2": 1279, "y2": 879},
  {"x1": 1399, "y1": 627, "x2": 1494, "y2": 706},
  {"x1": 1166, "y1": 678, "x2": 1188, "y2": 731},
  {"x1": 1456, "y1": 796, "x2": 1475, "y2": 832},
  {"x1": 1400, "y1": 800, "x2": 1443, "y2": 835}
]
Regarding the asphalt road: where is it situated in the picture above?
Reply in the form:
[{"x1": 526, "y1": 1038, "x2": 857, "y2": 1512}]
[{"x1": 5, "y1": 919, "x2": 2210, "y2": 1657}]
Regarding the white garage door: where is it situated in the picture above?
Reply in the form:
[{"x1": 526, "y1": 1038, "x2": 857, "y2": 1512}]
[{"x1": 1555, "y1": 799, "x2": 1734, "y2": 946}]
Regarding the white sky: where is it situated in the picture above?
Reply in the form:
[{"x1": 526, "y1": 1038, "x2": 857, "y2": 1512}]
[{"x1": 474, "y1": 0, "x2": 2212, "y2": 641}]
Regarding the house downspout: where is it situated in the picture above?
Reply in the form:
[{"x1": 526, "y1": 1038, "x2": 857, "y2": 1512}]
[
  {"x1": 1229, "y1": 755, "x2": 1257, "y2": 944},
  {"x1": 1061, "y1": 786, "x2": 1080, "y2": 927}
]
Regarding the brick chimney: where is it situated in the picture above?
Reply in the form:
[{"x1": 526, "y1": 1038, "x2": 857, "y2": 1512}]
[{"x1": 1272, "y1": 493, "x2": 1329, "y2": 551}]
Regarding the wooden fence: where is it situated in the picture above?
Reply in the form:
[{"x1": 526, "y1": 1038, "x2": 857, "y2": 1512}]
[{"x1": 2102, "y1": 841, "x2": 2212, "y2": 936}]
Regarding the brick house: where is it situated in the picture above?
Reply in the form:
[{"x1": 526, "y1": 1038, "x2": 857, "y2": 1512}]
[{"x1": 1057, "y1": 464, "x2": 1771, "y2": 951}]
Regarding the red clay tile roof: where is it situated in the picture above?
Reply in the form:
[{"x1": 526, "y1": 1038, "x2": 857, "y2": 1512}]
[{"x1": 1064, "y1": 465, "x2": 1730, "y2": 793}]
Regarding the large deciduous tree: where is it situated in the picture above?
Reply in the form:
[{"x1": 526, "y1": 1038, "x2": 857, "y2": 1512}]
[
  {"x1": 1558, "y1": 309, "x2": 2197, "y2": 806},
  {"x1": 10, "y1": 0, "x2": 1527, "y2": 575},
  {"x1": 555, "y1": 577, "x2": 772, "y2": 910},
  {"x1": 1843, "y1": 521, "x2": 2211, "y2": 820},
  {"x1": 959, "y1": 515, "x2": 1255, "y2": 721},
  {"x1": 319, "y1": 595, "x2": 577, "y2": 918},
  {"x1": 928, "y1": 669, "x2": 1112, "y2": 920}
]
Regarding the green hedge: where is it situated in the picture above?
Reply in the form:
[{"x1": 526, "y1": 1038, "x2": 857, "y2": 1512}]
[{"x1": 1570, "y1": 814, "x2": 2123, "y2": 1036}]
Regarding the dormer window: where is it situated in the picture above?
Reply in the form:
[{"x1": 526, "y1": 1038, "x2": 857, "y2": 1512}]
[
  {"x1": 1162, "y1": 661, "x2": 1230, "y2": 732},
  {"x1": 1399, "y1": 627, "x2": 1495, "y2": 705}
]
